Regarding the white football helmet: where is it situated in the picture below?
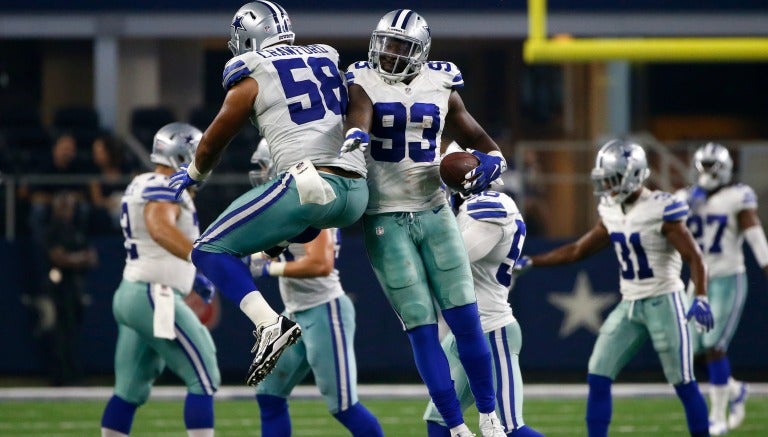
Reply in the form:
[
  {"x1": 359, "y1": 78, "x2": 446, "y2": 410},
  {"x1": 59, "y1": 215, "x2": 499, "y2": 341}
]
[
  {"x1": 368, "y1": 9, "x2": 431, "y2": 83},
  {"x1": 249, "y1": 138, "x2": 275, "y2": 186},
  {"x1": 228, "y1": 1, "x2": 295, "y2": 56},
  {"x1": 591, "y1": 139, "x2": 650, "y2": 204},
  {"x1": 150, "y1": 122, "x2": 202, "y2": 172},
  {"x1": 693, "y1": 142, "x2": 732, "y2": 191}
]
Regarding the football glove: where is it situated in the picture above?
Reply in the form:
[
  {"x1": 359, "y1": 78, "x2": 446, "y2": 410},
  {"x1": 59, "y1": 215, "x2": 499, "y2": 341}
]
[
  {"x1": 512, "y1": 255, "x2": 533, "y2": 275},
  {"x1": 339, "y1": 128, "x2": 370, "y2": 155},
  {"x1": 464, "y1": 149, "x2": 507, "y2": 194},
  {"x1": 169, "y1": 164, "x2": 203, "y2": 199},
  {"x1": 192, "y1": 272, "x2": 216, "y2": 304},
  {"x1": 686, "y1": 295, "x2": 714, "y2": 333},
  {"x1": 248, "y1": 252, "x2": 271, "y2": 278}
]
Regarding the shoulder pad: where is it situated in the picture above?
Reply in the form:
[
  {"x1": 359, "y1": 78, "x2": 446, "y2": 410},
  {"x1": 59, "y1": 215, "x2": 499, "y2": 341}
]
[
  {"x1": 654, "y1": 190, "x2": 689, "y2": 221},
  {"x1": 735, "y1": 183, "x2": 758, "y2": 208},
  {"x1": 425, "y1": 61, "x2": 464, "y2": 89},
  {"x1": 222, "y1": 53, "x2": 255, "y2": 91},
  {"x1": 141, "y1": 175, "x2": 181, "y2": 202},
  {"x1": 345, "y1": 61, "x2": 373, "y2": 86},
  {"x1": 463, "y1": 191, "x2": 518, "y2": 223}
]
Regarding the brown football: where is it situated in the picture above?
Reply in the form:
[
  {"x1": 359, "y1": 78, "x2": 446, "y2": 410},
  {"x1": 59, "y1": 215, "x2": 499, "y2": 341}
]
[{"x1": 440, "y1": 151, "x2": 480, "y2": 191}]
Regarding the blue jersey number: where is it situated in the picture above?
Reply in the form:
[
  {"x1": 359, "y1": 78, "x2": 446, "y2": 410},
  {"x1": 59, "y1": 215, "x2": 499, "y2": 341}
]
[
  {"x1": 273, "y1": 57, "x2": 348, "y2": 125},
  {"x1": 120, "y1": 202, "x2": 138, "y2": 260},
  {"x1": 610, "y1": 232, "x2": 654, "y2": 280},
  {"x1": 686, "y1": 214, "x2": 727, "y2": 254},
  {"x1": 370, "y1": 102, "x2": 441, "y2": 163},
  {"x1": 496, "y1": 219, "x2": 527, "y2": 287}
]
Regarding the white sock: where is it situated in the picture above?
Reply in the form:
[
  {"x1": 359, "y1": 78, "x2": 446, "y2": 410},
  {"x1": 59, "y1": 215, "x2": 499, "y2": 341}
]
[
  {"x1": 101, "y1": 429, "x2": 129, "y2": 437},
  {"x1": 239, "y1": 291, "x2": 279, "y2": 327},
  {"x1": 187, "y1": 429, "x2": 214, "y2": 437},
  {"x1": 728, "y1": 376, "x2": 743, "y2": 398},
  {"x1": 709, "y1": 384, "x2": 729, "y2": 423}
]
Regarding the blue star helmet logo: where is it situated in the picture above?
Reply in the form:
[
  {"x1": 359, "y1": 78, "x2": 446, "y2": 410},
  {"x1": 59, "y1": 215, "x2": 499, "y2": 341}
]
[
  {"x1": 183, "y1": 134, "x2": 195, "y2": 144},
  {"x1": 622, "y1": 148, "x2": 633, "y2": 158},
  {"x1": 232, "y1": 15, "x2": 246, "y2": 31}
]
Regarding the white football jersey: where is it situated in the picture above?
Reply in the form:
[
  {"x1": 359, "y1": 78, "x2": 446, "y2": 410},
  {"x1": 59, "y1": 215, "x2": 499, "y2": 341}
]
[
  {"x1": 676, "y1": 184, "x2": 758, "y2": 277},
  {"x1": 456, "y1": 191, "x2": 524, "y2": 332},
  {"x1": 598, "y1": 188, "x2": 688, "y2": 300},
  {"x1": 278, "y1": 228, "x2": 345, "y2": 314},
  {"x1": 222, "y1": 44, "x2": 366, "y2": 177},
  {"x1": 346, "y1": 61, "x2": 465, "y2": 214},
  {"x1": 121, "y1": 172, "x2": 198, "y2": 293}
]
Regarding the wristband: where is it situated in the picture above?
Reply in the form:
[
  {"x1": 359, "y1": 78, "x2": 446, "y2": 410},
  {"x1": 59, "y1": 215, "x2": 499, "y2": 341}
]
[
  {"x1": 267, "y1": 261, "x2": 287, "y2": 277},
  {"x1": 187, "y1": 160, "x2": 211, "y2": 182}
]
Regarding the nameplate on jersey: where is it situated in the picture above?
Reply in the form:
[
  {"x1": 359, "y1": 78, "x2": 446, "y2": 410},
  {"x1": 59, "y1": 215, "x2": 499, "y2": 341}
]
[
  {"x1": 289, "y1": 159, "x2": 336, "y2": 206},
  {"x1": 152, "y1": 283, "x2": 176, "y2": 339}
]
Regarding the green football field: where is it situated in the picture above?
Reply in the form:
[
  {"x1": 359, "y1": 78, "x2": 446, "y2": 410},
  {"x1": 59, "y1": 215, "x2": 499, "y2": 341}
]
[{"x1": 1, "y1": 395, "x2": 767, "y2": 436}]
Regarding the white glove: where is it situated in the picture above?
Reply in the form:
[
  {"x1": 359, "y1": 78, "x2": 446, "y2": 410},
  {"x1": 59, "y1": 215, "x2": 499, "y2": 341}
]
[{"x1": 339, "y1": 128, "x2": 370, "y2": 155}]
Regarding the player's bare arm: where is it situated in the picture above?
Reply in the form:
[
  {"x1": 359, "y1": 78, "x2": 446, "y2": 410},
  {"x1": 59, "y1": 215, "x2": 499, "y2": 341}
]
[
  {"x1": 344, "y1": 83, "x2": 374, "y2": 132},
  {"x1": 444, "y1": 90, "x2": 500, "y2": 155},
  {"x1": 282, "y1": 229, "x2": 335, "y2": 278},
  {"x1": 530, "y1": 220, "x2": 611, "y2": 266},
  {"x1": 738, "y1": 208, "x2": 768, "y2": 275},
  {"x1": 144, "y1": 200, "x2": 193, "y2": 261},
  {"x1": 663, "y1": 219, "x2": 708, "y2": 297},
  {"x1": 194, "y1": 77, "x2": 259, "y2": 175}
]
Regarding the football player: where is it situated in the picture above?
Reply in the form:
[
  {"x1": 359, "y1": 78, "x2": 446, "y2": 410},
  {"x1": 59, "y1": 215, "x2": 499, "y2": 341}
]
[
  {"x1": 246, "y1": 140, "x2": 384, "y2": 437},
  {"x1": 169, "y1": 1, "x2": 369, "y2": 387},
  {"x1": 514, "y1": 139, "x2": 713, "y2": 437},
  {"x1": 676, "y1": 142, "x2": 768, "y2": 435},
  {"x1": 424, "y1": 148, "x2": 544, "y2": 437},
  {"x1": 340, "y1": 9, "x2": 507, "y2": 437},
  {"x1": 101, "y1": 123, "x2": 220, "y2": 437}
]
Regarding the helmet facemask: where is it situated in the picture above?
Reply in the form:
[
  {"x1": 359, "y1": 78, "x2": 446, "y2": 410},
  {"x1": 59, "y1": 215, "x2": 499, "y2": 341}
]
[{"x1": 369, "y1": 32, "x2": 426, "y2": 83}]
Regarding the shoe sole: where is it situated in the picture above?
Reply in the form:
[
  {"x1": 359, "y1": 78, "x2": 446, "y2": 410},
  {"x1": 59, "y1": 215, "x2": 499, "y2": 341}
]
[{"x1": 246, "y1": 325, "x2": 302, "y2": 386}]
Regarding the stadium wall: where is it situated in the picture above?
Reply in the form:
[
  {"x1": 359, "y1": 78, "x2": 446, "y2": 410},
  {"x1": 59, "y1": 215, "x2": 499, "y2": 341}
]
[{"x1": 2, "y1": 235, "x2": 766, "y2": 383}]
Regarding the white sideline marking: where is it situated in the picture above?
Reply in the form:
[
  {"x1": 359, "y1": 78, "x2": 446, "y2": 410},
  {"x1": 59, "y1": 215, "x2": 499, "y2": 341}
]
[{"x1": 0, "y1": 383, "x2": 766, "y2": 401}]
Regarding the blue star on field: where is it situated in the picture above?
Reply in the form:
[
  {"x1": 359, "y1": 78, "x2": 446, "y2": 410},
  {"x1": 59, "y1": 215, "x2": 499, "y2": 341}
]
[{"x1": 232, "y1": 15, "x2": 246, "y2": 31}]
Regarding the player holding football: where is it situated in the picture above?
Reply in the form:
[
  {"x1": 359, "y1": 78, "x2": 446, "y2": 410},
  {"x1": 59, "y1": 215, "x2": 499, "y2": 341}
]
[
  {"x1": 101, "y1": 123, "x2": 220, "y2": 437},
  {"x1": 245, "y1": 140, "x2": 384, "y2": 437},
  {"x1": 340, "y1": 9, "x2": 507, "y2": 437},
  {"x1": 676, "y1": 142, "x2": 768, "y2": 435},
  {"x1": 423, "y1": 146, "x2": 544, "y2": 437},
  {"x1": 169, "y1": 1, "x2": 368, "y2": 387},
  {"x1": 514, "y1": 139, "x2": 713, "y2": 437}
]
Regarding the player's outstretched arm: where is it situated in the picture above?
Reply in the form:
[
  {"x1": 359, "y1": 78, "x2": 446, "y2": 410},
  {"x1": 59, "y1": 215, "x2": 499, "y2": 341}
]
[
  {"x1": 528, "y1": 220, "x2": 611, "y2": 267},
  {"x1": 738, "y1": 208, "x2": 768, "y2": 276}
]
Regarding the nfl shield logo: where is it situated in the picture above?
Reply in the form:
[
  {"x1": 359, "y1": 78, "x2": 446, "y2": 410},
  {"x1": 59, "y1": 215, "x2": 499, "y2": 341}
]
[{"x1": 375, "y1": 226, "x2": 384, "y2": 236}]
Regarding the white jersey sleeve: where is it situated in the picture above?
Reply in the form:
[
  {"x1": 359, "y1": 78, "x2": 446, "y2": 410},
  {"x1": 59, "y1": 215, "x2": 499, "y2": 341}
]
[
  {"x1": 222, "y1": 44, "x2": 366, "y2": 177},
  {"x1": 346, "y1": 61, "x2": 463, "y2": 214},
  {"x1": 277, "y1": 228, "x2": 345, "y2": 313},
  {"x1": 456, "y1": 191, "x2": 524, "y2": 332},
  {"x1": 120, "y1": 173, "x2": 198, "y2": 293},
  {"x1": 683, "y1": 183, "x2": 758, "y2": 276},
  {"x1": 598, "y1": 189, "x2": 686, "y2": 300}
]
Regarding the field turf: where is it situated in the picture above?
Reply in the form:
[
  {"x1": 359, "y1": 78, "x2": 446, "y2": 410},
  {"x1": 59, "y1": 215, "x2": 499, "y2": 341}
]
[{"x1": 1, "y1": 395, "x2": 767, "y2": 436}]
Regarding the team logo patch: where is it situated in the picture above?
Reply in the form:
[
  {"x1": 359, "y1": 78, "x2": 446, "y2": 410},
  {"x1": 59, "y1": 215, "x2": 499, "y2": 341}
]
[{"x1": 376, "y1": 226, "x2": 384, "y2": 236}]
